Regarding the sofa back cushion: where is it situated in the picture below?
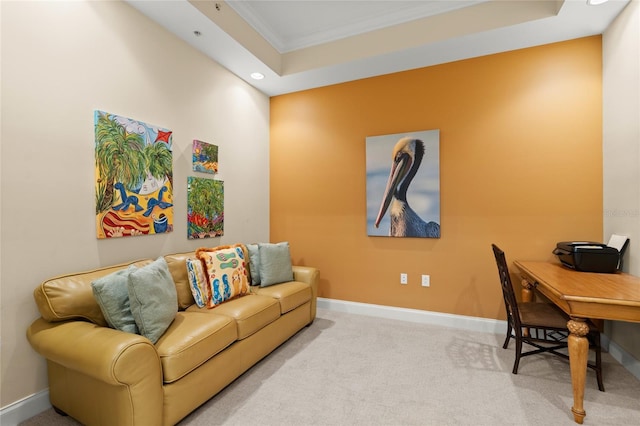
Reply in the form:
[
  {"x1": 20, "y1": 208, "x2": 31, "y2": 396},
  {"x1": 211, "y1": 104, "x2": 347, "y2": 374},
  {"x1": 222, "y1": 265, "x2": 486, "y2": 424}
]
[
  {"x1": 164, "y1": 251, "x2": 197, "y2": 309},
  {"x1": 33, "y1": 259, "x2": 152, "y2": 326}
]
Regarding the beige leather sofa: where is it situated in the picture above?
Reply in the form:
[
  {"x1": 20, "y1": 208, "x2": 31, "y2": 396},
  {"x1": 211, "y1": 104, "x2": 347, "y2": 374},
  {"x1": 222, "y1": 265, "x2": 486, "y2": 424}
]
[{"x1": 27, "y1": 250, "x2": 319, "y2": 426}]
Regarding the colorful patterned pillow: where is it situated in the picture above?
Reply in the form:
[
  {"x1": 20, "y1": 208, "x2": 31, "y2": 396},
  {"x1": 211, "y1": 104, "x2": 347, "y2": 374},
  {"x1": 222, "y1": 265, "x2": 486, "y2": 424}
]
[
  {"x1": 186, "y1": 258, "x2": 208, "y2": 308},
  {"x1": 196, "y1": 244, "x2": 250, "y2": 308}
]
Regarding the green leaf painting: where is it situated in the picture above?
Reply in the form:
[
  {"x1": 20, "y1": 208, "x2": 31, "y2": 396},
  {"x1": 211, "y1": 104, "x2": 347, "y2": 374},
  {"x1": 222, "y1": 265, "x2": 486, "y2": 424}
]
[{"x1": 187, "y1": 176, "x2": 224, "y2": 239}]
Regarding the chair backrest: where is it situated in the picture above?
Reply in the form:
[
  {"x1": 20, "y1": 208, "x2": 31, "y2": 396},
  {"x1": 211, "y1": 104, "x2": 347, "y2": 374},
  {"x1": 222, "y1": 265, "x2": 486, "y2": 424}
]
[{"x1": 491, "y1": 244, "x2": 522, "y2": 332}]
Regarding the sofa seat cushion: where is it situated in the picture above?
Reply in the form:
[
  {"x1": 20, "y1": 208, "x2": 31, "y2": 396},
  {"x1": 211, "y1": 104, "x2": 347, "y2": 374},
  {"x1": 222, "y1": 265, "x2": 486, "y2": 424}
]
[
  {"x1": 186, "y1": 295, "x2": 279, "y2": 340},
  {"x1": 251, "y1": 281, "x2": 311, "y2": 314},
  {"x1": 155, "y1": 312, "x2": 237, "y2": 383}
]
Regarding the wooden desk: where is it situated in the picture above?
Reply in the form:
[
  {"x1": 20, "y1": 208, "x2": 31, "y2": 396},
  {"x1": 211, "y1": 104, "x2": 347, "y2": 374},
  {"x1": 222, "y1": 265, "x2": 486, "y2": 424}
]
[{"x1": 514, "y1": 261, "x2": 640, "y2": 424}]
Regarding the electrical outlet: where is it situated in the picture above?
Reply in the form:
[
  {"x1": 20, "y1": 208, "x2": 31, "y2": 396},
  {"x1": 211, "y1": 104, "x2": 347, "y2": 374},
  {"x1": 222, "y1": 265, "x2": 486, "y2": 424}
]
[
  {"x1": 421, "y1": 275, "x2": 430, "y2": 287},
  {"x1": 400, "y1": 273, "x2": 408, "y2": 284}
]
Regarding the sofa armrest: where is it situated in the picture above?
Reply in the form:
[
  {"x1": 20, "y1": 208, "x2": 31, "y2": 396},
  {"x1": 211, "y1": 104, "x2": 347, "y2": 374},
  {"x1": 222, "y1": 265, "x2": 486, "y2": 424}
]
[
  {"x1": 27, "y1": 318, "x2": 164, "y2": 425},
  {"x1": 292, "y1": 266, "x2": 319, "y2": 321},
  {"x1": 292, "y1": 266, "x2": 319, "y2": 287},
  {"x1": 27, "y1": 318, "x2": 161, "y2": 385}
]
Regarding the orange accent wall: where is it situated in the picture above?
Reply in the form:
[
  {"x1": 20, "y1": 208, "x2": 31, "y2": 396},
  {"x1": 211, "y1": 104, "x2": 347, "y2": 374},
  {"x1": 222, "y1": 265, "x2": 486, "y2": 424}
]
[{"x1": 270, "y1": 37, "x2": 603, "y2": 320}]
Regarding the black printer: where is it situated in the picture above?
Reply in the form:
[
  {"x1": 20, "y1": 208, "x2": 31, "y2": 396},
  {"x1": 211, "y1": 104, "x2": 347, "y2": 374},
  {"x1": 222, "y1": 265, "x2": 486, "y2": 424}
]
[{"x1": 553, "y1": 236, "x2": 629, "y2": 273}]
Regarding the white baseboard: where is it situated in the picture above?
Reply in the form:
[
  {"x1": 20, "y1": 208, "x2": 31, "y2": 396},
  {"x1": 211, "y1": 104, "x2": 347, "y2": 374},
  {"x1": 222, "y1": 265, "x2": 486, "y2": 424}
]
[
  {"x1": 317, "y1": 297, "x2": 507, "y2": 334},
  {"x1": 4, "y1": 299, "x2": 639, "y2": 425},
  {"x1": 0, "y1": 390, "x2": 50, "y2": 426},
  {"x1": 608, "y1": 338, "x2": 640, "y2": 380},
  {"x1": 317, "y1": 297, "x2": 640, "y2": 381}
]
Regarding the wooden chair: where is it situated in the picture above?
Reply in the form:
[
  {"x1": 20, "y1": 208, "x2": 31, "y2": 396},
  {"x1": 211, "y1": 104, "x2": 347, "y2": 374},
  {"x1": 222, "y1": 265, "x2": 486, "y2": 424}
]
[{"x1": 491, "y1": 244, "x2": 604, "y2": 391}]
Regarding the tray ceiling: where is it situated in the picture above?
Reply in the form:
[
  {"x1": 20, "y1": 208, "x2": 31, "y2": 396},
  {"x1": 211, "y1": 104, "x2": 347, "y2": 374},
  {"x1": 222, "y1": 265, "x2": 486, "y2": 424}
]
[{"x1": 126, "y1": 0, "x2": 630, "y2": 96}]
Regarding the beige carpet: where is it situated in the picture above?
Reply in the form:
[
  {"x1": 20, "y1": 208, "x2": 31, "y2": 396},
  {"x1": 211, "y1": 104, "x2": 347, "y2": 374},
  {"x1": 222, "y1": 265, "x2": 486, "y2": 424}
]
[{"x1": 21, "y1": 308, "x2": 640, "y2": 425}]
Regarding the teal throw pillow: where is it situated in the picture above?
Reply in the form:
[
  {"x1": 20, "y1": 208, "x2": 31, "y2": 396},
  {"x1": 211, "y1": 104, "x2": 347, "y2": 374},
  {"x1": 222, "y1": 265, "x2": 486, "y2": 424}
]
[
  {"x1": 128, "y1": 257, "x2": 178, "y2": 344},
  {"x1": 258, "y1": 242, "x2": 294, "y2": 287},
  {"x1": 246, "y1": 243, "x2": 261, "y2": 286},
  {"x1": 91, "y1": 268, "x2": 139, "y2": 334}
]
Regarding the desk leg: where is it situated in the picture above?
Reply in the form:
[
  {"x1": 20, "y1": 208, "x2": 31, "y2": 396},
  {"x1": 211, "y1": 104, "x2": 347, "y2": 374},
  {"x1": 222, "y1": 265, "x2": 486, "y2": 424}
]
[
  {"x1": 521, "y1": 279, "x2": 535, "y2": 337},
  {"x1": 521, "y1": 279, "x2": 535, "y2": 302},
  {"x1": 567, "y1": 318, "x2": 590, "y2": 424}
]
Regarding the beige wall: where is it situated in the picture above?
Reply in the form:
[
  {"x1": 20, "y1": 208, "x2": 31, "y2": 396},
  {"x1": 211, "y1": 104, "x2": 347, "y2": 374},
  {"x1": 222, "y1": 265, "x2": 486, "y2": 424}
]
[
  {"x1": 0, "y1": 1, "x2": 270, "y2": 407},
  {"x1": 603, "y1": 0, "x2": 640, "y2": 359},
  {"x1": 271, "y1": 37, "x2": 603, "y2": 320}
]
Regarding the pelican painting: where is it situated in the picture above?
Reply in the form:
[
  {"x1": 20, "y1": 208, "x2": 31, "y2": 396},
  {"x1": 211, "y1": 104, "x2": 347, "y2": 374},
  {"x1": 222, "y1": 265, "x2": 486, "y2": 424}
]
[{"x1": 366, "y1": 130, "x2": 440, "y2": 238}]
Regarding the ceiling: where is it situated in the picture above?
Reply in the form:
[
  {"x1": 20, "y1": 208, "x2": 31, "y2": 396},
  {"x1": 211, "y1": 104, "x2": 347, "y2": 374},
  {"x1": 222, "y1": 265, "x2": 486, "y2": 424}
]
[{"x1": 126, "y1": 0, "x2": 630, "y2": 96}]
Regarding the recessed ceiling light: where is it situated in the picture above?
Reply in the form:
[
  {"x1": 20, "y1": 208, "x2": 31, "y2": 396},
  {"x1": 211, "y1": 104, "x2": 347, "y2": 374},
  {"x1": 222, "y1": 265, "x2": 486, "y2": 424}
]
[
  {"x1": 587, "y1": 0, "x2": 609, "y2": 5},
  {"x1": 250, "y1": 72, "x2": 265, "y2": 80}
]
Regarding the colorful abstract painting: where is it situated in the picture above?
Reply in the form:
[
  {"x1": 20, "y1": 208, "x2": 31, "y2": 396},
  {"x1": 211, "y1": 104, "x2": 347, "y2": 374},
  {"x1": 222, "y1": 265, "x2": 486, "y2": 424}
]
[
  {"x1": 366, "y1": 129, "x2": 440, "y2": 238},
  {"x1": 187, "y1": 176, "x2": 224, "y2": 239},
  {"x1": 95, "y1": 110, "x2": 174, "y2": 239},
  {"x1": 192, "y1": 140, "x2": 218, "y2": 174}
]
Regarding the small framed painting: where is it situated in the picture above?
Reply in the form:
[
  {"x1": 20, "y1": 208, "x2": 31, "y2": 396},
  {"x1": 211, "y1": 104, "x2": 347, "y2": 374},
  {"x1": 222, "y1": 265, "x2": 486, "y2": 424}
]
[{"x1": 192, "y1": 140, "x2": 218, "y2": 174}]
